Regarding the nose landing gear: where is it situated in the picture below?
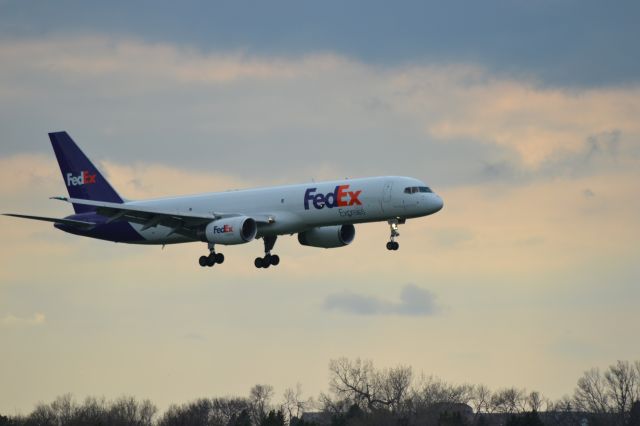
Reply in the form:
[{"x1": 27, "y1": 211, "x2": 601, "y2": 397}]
[
  {"x1": 199, "y1": 243, "x2": 225, "y2": 267},
  {"x1": 386, "y1": 219, "x2": 400, "y2": 251},
  {"x1": 255, "y1": 235, "x2": 280, "y2": 269}
]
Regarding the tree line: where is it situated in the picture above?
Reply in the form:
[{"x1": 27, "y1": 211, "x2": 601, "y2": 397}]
[{"x1": 1, "y1": 359, "x2": 639, "y2": 426}]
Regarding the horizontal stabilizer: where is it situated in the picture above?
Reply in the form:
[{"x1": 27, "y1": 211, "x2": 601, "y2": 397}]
[{"x1": 2, "y1": 213, "x2": 96, "y2": 229}]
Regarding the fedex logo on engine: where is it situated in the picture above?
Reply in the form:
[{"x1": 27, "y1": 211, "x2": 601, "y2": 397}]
[
  {"x1": 66, "y1": 171, "x2": 96, "y2": 187},
  {"x1": 304, "y1": 185, "x2": 362, "y2": 210},
  {"x1": 212, "y1": 224, "x2": 233, "y2": 234}
]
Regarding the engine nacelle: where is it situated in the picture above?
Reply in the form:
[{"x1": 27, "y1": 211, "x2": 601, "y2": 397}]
[
  {"x1": 203, "y1": 216, "x2": 257, "y2": 245},
  {"x1": 298, "y1": 224, "x2": 355, "y2": 248}
]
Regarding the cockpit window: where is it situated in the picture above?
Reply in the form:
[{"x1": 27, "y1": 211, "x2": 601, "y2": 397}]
[{"x1": 404, "y1": 186, "x2": 433, "y2": 194}]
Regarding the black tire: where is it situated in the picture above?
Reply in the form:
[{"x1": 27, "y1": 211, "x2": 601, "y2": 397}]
[
  {"x1": 254, "y1": 257, "x2": 264, "y2": 268},
  {"x1": 215, "y1": 253, "x2": 225, "y2": 264},
  {"x1": 206, "y1": 254, "x2": 216, "y2": 267},
  {"x1": 270, "y1": 254, "x2": 280, "y2": 266},
  {"x1": 262, "y1": 257, "x2": 271, "y2": 268},
  {"x1": 393, "y1": 242, "x2": 400, "y2": 250},
  {"x1": 199, "y1": 255, "x2": 208, "y2": 267},
  {"x1": 386, "y1": 242, "x2": 394, "y2": 250}
]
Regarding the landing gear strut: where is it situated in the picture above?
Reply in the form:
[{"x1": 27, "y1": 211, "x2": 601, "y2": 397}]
[
  {"x1": 386, "y1": 219, "x2": 400, "y2": 251},
  {"x1": 199, "y1": 243, "x2": 225, "y2": 267},
  {"x1": 255, "y1": 235, "x2": 280, "y2": 268}
]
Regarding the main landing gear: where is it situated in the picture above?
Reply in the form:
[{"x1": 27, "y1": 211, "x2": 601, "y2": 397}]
[
  {"x1": 255, "y1": 235, "x2": 280, "y2": 269},
  {"x1": 198, "y1": 243, "x2": 225, "y2": 267},
  {"x1": 386, "y1": 219, "x2": 400, "y2": 251}
]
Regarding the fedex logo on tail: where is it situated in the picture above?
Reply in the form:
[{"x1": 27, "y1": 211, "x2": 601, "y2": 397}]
[
  {"x1": 66, "y1": 171, "x2": 96, "y2": 187},
  {"x1": 304, "y1": 185, "x2": 362, "y2": 210}
]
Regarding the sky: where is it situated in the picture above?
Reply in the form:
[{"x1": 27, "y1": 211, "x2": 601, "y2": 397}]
[{"x1": 1, "y1": 0, "x2": 639, "y2": 416}]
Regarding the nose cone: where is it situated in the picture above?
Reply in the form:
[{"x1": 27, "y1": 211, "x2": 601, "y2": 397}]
[{"x1": 429, "y1": 194, "x2": 444, "y2": 214}]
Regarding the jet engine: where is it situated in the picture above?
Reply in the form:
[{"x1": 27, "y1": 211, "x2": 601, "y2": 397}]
[
  {"x1": 298, "y1": 224, "x2": 355, "y2": 248},
  {"x1": 203, "y1": 216, "x2": 257, "y2": 245}
]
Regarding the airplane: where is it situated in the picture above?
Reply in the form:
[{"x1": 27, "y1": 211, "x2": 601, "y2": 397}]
[{"x1": 3, "y1": 132, "x2": 444, "y2": 269}]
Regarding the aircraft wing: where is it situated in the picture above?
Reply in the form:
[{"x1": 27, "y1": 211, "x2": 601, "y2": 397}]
[
  {"x1": 57, "y1": 197, "x2": 275, "y2": 239},
  {"x1": 2, "y1": 213, "x2": 96, "y2": 229}
]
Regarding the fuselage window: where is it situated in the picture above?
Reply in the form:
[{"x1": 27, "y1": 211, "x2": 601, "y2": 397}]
[
  {"x1": 405, "y1": 187, "x2": 424, "y2": 194},
  {"x1": 405, "y1": 186, "x2": 432, "y2": 194}
]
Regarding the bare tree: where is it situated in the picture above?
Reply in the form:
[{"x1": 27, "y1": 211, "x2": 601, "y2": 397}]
[
  {"x1": 545, "y1": 395, "x2": 585, "y2": 426},
  {"x1": 108, "y1": 396, "x2": 156, "y2": 426},
  {"x1": 573, "y1": 368, "x2": 611, "y2": 414},
  {"x1": 329, "y1": 357, "x2": 380, "y2": 410},
  {"x1": 76, "y1": 396, "x2": 108, "y2": 424},
  {"x1": 27, "y1": 403, "x2": 56, "y2": 426},
  {"x1": 377, "y1": 365, "x2": 413, "y2": 414},
  {"x1": 250, "y1": 384, "x2": 274, "y2": 423},
  {"x1": 490, "y1": 387, "x2": 526, "y2": 414},
  {"x1": 211, "y1": 398, "x2": 251, "y2": 425},
  {"x1": 50, "y1": 393, "x2": 77, "y2": 425},
  {"x1": 328, "y1": 357, "x2": 414, "y2": 413},
  {"x1": 412, "y1": 375, "x2": 474, "y2": 408},
  {"x1": 470, "y1": 385, "x2": 493, "y2": 415},
  {"x1": 23, "y1": 394, "x2": 156, "y2": 426},
  {"x1": 526, "y1": 391, "x2": 546, "y2": 412},
  {"x1": 605, "y1": 360, "x2": 639, "y2": 422},
  {"x1": 158, "y1": 397, "x2": 250, "y2": 426},
  {"x1": 282, "y1": 383, "x2": 311, "y2": 422},
  {"x1": 318, "y1": 392, "x2": 353, "y2": 416}
]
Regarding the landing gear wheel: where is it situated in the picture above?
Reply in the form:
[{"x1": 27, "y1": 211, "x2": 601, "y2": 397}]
[
  {"x1": 386, "y1": 219, "x2": 401, "y2": 251},
  {"x1": 255, "y1": 235, "x2": 279, "y2": 269},
  {"x1": 199, "y1": 243, "x2": 224, "y2": 268}
]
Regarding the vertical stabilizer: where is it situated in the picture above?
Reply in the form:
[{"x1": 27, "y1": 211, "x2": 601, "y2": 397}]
[{"x1": 49, "y1": 131, "x2": 123, "y2": 213}]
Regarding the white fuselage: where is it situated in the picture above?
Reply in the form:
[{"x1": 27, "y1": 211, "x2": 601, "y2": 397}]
[{"x1": 127, "y1": 176, "x2": 443, "y2": 244}]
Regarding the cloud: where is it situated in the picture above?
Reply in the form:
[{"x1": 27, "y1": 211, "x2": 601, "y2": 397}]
[
  {"x1": 1, "y1": 36, "x2": 639, "y2": 186},
  {"x1": 1, "y1": 2, "x2": 638, "y2": 87},
  {"x1": 397, "y1": 73, "x2": 640, "y2": 170},
  {"x1": 324, "y1": 284, "x2": 440, "y2": 317},
  {"x1": 0, "y1": 312, "x2": 46, "y2": 327}
]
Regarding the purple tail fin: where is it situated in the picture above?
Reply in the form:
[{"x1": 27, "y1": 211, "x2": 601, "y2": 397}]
[{"x1": 49, "y1": 131, "x2": 123, "y2": 213}]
